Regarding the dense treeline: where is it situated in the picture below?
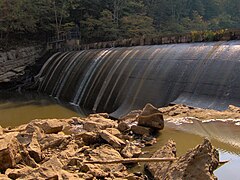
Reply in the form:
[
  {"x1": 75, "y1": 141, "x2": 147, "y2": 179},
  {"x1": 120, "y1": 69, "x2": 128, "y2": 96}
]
[{"x1": 0, "y1": 0, "x2": 239, "y2": 46}]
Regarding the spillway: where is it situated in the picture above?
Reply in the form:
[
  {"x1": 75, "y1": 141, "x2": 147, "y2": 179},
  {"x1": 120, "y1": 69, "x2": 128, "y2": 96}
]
[{"x1": 38, "y1": 40, "x2": 240, "y2": 118}]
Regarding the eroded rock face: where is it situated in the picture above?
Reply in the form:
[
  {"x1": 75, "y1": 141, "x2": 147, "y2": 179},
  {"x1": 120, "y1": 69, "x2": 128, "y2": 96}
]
[{"x1": 145, "y1": 139, "x2": 219, "y2": 180}]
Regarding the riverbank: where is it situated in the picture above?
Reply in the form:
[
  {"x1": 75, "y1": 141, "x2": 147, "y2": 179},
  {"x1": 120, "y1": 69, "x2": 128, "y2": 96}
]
[{"x1": 0, "y1": 104, "x2": 222, "y2": 179}]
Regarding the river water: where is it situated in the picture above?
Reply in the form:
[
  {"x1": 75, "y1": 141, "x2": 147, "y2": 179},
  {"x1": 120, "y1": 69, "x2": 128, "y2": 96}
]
[{"x1": 0, "y1": 92, "x2": 239, "y2": 179}]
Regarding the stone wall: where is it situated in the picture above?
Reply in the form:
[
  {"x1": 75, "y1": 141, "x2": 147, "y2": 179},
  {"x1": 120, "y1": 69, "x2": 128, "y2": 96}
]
[{"x1": 0, "y1": 46, "x2": 43, "y2": 83}]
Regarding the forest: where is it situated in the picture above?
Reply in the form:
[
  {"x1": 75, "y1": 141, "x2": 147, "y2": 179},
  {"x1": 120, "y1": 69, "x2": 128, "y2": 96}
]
[{"x1": 0, "y1": 0, "x2": 240, "y2": 46}]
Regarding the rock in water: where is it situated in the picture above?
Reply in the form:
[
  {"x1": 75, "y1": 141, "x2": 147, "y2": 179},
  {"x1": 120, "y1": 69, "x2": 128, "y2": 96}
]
[
  {"x1": 137, "y1": 103, "x2": 164, "y2": 130},
  {"x1": 145, "y1": 139, "x2": 219, "y2": 180},
  {"x1": 145, "y1": 140, "x2": 177, "y2": 179}
]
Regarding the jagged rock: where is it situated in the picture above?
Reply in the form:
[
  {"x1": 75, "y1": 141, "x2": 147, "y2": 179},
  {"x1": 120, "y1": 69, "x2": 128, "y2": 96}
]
[
  {"x1": 0, "y1": 132, "x2": 21, "y2": 171},
  {"x1": 137, "y1": 103, "x2": 164, "y2": 130},
  {"x1": 145, "y1": 139, "x2": 219, "y2": 180},
  {"x1": 30, "y1": 119, "x2": 67, "y2": 134},
  {"x1": 82, "y1": 145, "x2": 127, "y2": 178},
  {"x1": 145, "y1": 140, "x2": 177, "y2": 179},
  {"x1": 83, "y1": 117, "x2": 117, "y2": 132},
  {"x1": 131, "y1": 125, "x2": 153, "y2": 136},
  {"x1": 39, "y1": 134, "x2": 70, "y2": 150},
  {"x1": 100, "y1": 130, "x2": 126, "y2": 148},
  {"x1": 27, "y1": 133, "x2": 42, "y2": 163},
  {"x1": 77, "y1": 132, "x2": 101, "y2": 145},
  {"x1": 121, "y1": 142, "x2": 141, "y2": 158}
]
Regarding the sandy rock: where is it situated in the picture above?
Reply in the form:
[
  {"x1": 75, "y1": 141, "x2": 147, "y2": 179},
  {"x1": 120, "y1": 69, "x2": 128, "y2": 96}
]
[
  {"x1": 89, "y1": 113, "x2": 109, "y2": 118},
  {"x1": 106, "y1": 128, "x2": 122, "y2": 137},
  {"x1": 25, "y1": 124, "x2": 45, "y2": 140},
  {"x1": 78, "y1": 132, "x2": 101, "y2": 145},
  {"x1": 100, "y1": 130, "x2": 126, "y2": 148},
  {"x1": 0, "y1": 132, "x2": 21, "y2": 171},
  {"x1": 30, "y1": 119, "x2": 67, "y2": 134},
  {"x1": 228, "y1": 105, "x2": 240, "y2": 113},
  {"x1": 0, "y1": 126, "x2": 3, "y2": 135},
  {"x1": 145, "y1": 139, "x2": 219, "y2": 180},
  {"x1": 131, "y1": 125, "x2": 153, "y2": 136},
  {"x1": 0, "y1": 174, "x2": 11, "y2": 180},
  {"x1": 121, "y1": 142, "x2": 141, "y2": 158},
  {"x1": 5, "y1": 166, "x2": 33, "y2": 179},
  {"x1": 27, "y1": 133, "x2": 42, "y2": 163},
  {"x1": 83, "y1": 117, "x2": 117, "y2": 132},
  {"x1": 82, "y1": 145, "x2": 126, "y2": 178},
  {"x1": 40, "y1": 134, "x2": 70, "y2": 150},
  {"x1": 137, "y1": 103, "x2": 164, "y2": 130}
]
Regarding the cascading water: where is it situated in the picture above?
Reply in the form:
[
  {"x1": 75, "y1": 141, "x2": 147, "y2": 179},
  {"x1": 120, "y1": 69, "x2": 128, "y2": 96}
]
[{"x1": 38, "y1": 40, "x2": 240, "y2": 117}]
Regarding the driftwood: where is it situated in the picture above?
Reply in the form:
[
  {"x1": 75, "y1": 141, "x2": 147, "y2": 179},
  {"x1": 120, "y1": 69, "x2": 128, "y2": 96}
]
[{"x1": 84, "y1": 157, "x2": 176, "y2": 164}]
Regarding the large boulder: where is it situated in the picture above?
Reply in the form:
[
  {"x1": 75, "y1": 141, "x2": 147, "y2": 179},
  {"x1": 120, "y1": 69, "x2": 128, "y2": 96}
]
[
  {"x1": 145, "y1": 139, "x2": 219, "y2": 180},
  {"x1": 137, "y1": 103, "x2": 164, "y2": 130}
]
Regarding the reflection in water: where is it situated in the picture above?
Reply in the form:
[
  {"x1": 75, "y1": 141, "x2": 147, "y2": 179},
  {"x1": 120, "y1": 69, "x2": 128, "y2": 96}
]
[{"x1": 0, "y1": 92, "x2": 80, "y2": 128}]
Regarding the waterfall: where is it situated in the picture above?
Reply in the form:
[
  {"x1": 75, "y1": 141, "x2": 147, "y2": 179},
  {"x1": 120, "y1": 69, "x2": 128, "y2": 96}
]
[{"x1": 38, "y1": 41, "x2": 240, "y2": 117}]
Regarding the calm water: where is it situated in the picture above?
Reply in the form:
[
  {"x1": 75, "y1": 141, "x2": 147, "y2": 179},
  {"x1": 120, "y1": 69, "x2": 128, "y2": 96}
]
[
  {"x1": 0, "y1": 92, "x2": 240, "y2": 179},
  {"x1": 0, "y1": 92, "x2": 79, "y2": 127}
]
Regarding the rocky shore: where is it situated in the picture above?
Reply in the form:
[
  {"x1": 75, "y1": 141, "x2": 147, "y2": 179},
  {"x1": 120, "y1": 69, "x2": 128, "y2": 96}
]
[{"x1": 0, "y1": 104, "x2": 220, "y2": 179}]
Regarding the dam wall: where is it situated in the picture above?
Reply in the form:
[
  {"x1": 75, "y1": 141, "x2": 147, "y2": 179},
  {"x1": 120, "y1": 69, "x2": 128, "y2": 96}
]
[{"x1": 38, "y1": 40, "x2": 240, "y2": 117}]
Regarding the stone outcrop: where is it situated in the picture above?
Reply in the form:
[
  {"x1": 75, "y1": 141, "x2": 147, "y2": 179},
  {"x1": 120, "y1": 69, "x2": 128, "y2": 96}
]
[
  {"x1": 145, "y1": 139, "x2": 219, "y2": 180},
  {"x1": 0, "y1": 106, "x2": 220, "y2": 179},
  {"x1": 0, "y1": 46, "x2": 42, "y2": 83}
]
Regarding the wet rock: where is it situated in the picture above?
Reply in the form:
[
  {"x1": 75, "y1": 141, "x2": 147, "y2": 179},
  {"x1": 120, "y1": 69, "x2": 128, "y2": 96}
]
[
  {"x1": 0, "y1": 133, "x2": 21, "y2": 171},
  {"x1": 145, "y1": 139, "x2": 219, "y2": 180},
  {"x1": 131, "y1": 125, "x2": 153, "y2": 136},
  {"x1": 100, "y1": 130, "x2": 126, "y2": 148},
  {"x1": 121, "y1": 142, "x2": 141, "y2": 158},
  {"x1": 137, "y1": 103, "x2": 164, "y2": 130}
]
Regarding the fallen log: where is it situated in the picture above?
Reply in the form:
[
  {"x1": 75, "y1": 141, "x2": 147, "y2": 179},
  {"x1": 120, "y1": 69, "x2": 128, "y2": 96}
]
[{"x1": 84, "y1": 157, "x2": 176, "y2": 164}]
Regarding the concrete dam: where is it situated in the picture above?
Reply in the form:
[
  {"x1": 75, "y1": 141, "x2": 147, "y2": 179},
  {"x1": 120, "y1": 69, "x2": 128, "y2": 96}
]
[{"x1": 38, "y1": 40, "x2": 240, "y2": 118}]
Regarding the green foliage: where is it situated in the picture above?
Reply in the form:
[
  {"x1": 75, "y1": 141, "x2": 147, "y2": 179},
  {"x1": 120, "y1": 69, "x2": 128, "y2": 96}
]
[{"x1": 0, "y1": 0, "x2": 240, "y2": 44}]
